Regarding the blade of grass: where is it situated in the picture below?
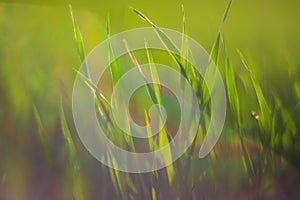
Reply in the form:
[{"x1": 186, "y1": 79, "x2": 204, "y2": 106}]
[
  {"x1": 201, "y1": 33, "x2": 221, "y2": 106},
  {"x1": 223, "y1": 37, "x2": 241, "y2": 131},
  {"x1": 294, "y1": 82, "x2": 300, "y2": 103},
  {"x1": 144, "y1": 109, "x2": 156, "y2": 151},
  {"x1": 107, "y1": 149, "x2": 128, "y2": 199},
  {"x1": 237, "y1": 50, "x2": 272, "y2": 138},
  {"x1": 124, "y1": 39, "x2": 159, "y2": 105},
  {"x1": 107, "y1": 15, "x2": 121, "y2": 85},
  {"x1": 274, "y1": 96, "x2": 297, "y2": 138},
  {"x1": 159, "y1": 120, "x2": 175, "y2": 184},
  {"x1": 202, "y1": 0, "x2": 232, "y2": 106},
  {"x1": 60, "y1": 104, "x2": 79, "y2": 171},
  {"x1": 73, "y1": 68, "x2": 108, "y2": 103},
  {"x1": 219, "y1": 0, "x2": 233, "y2": 31},
  {"x1": 73, "y1": 68, "x2": 113, "y2": 127},
  {"x1": 125, "y1": 40, "x2": 175, "y2": 183},
  {"x1": 33, "y1": 105, "x2": 51, "y2": 162},
  {"x1": 180, "y1": 5, "x2": 198, "y2": 95},
  {"x1": 131, "y1": 7, "x2": 188, "y2": 80},
  {"x1": 151, "y1": 186, "x2": 157, "y2": 200},
  {"x1": 69, "y1": 5, "x2": 90, "y2": 80},
  {"x1": 145, "y1": 39, "x2": 161, "y2": 104},
  {"x1": 181, "y1": 5, "x2": 188, "y2": 66},
  {"x1": 60, "y1": 103, "x2": 84, "y2": 200}
]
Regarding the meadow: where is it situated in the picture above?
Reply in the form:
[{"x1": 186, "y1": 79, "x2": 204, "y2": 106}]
[{"x1": 0, "y1": 0, "x2": 300, "y2": 199}]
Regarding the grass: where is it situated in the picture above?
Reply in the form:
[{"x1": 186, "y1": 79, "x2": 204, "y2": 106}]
[{"x1": 30, "y1": 1, "x2": 300, "y2": 199}]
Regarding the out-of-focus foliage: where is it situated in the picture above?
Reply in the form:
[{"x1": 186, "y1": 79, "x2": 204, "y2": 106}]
[{"x1": 0, "y1": 0, "x2": 300, "y2": 199}]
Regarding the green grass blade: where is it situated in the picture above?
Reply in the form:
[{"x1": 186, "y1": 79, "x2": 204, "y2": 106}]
[
  {"x1": 145, "y1": 39, "x2": 161, "y2": 104},
  {"x1": 202, "y1": 0, "x2": 232, "y2": 105},
  {"x1": 131, "y1": 7, "x2": 188, "y2": 80},
  {"x1": 219, "y1": 0, "x2": 233, "y2": 30},
  {"x1": 180, "y1": 5, "x2": 188, "y2": 66},
  {"x1": 107, "y1": 149, "x2": 128, "y2": 198},
  {"x1": 73, "y1": 68, "x2": 109, "y2": 104},
  {"x1": 124, "y1": 40, "x2": 159, "y2": 105},
  {"x1": 69, "y1": 5, "x2": 90, "y2": 80},
  {"x1": 294, "y1": 81, "x2": 300, "y2": 103},
  {"x1": 33, "y1": 105, "x2": 48, "y2": 147},
  {"x1": 275, "y1": 96, "x2": 297, "y2": 138},
  {"x1": 237, "y1": 50, "x2": 272, "y2": 136},
  {"x1": 60, "y1": 103, "x2": 84, "y2": 200},
  {"x1": 158, "y1": 120, "x2": 175, "y2": 184},
  {"x1": 225, "y1": 57, "x2": 241, "y2": 128},
  {"x1": 125, "y1": 174, "x2": 137, "y2": 195},
  {"x1": 124, "y1": 43, "x2": 176, "y2": 183},
  {"x1": 209, "y1": 32, "x2": 221, "y2": 64},
  {"x1": 201, "y1": 33, "x2": 221, "y2": 106},
  {"x1": 223, "y1": 38, "x2": 241, "y2": 130},
  {"x1": 144, "y1": 109, "x2": 155, "y2": 151},
  {"x1": 151, "y1": 186, "x2": 157, "y2": 200},
  {"x1": 180, "y1": 5, "x2": 198, "y2": 90},
  {"x1": 60, "y1": 104, "x2": 77, "y2": 167},
  {"x1": 33, "y1": 105, "x2": 51, "y2": 162},
  {"x1": 107, "y1": 15, "x2": 121, "y2": 85}
]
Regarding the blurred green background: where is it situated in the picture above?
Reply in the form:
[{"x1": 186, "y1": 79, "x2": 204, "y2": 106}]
[{"x1": 0, "y1": 0, "x2": 300, "y2": 199}]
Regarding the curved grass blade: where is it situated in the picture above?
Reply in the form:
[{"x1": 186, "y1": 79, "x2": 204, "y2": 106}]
[
  {"x1": 73, "y1": 68, "x2": 114, "y2": 129},
  {"x1": 131, "y1": 7, "x2": 188, "y2": 80},
  {"x1": 124, "y1": 39, "x2": 159, "y2": 105},
  {"x1": 73, "y1": 68, "x2": 109, "y2": 103}
]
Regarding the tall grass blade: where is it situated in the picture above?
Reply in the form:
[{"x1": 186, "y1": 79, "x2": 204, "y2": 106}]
[
  {"x1": 202, "y1": 0, "x2": 232, "y2": 105},
  {"x1": 274, "y1": 96, "x2": 297, "y2": 139},
  {"x1": 33, "y1": 105, "x2": 51, "y2": 162},
  {"x1": 237, "y1": 50, "x2": 272, "y2": 137},
  {"x1": 180, "y1": 5, "x2": 198, "y2": 90},
  {"x1": 144, "y1": 109, "x2": 155, "y2": 151},
  {"x1": 60, "y1": 104, "x2": 84, "y2": 200},
  {"x1": 69, "y1": 5, "x2": 90, "y2": 80},
  {"x1": 73, "y1": 69, "x2": 108, "y2": 103},
  {"x1": 107, "y1": 15, "x2": 121, "y2": 85},
  {"x1": 159, "y1": 121, "x2": 176, "y2": 184},
  {"x1": 107, "y1": 149, "x2": 128, "y2": 199},
  {"x1": 201, "y1": 33, "x2": 221, "y2": 106},
  {"x1": 294, "y1": 82, "x2": 300, "y2": 103},
  {"x1": 223, "y1": 38, "x2": 241, "y2": 130},
  {"x1": 73, "y1": 69, "x2": 113, "y2": 126},
  {"x1": 151, "y1": 186, "x2": 157, "y2": 200},
  {"x1": 145, "y1": 39, "x2": 161, "y2": 104},
  {"x1": 124, "y1": 41, "x2": 175, "y2": 178},
  {"x1": 124, "y1": 40, "x2": 159, "y2": 105},
  {"x1": 209, "y1": 33, "x2": 221, "y2": 64},
  {"x1": 181, "y1": 5, "x2": 187, "y2": 65},
  {"x1": 131, "y1": 7, "x2": 188, "y2": 80},
  {"x1": 219, "y1": 0, "x2": 233, "y2": 30}
]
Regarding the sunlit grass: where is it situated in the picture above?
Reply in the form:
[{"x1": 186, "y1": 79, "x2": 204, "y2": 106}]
[{"x1": 28, "y1": 1, "x2": 300, "y2": 199}]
